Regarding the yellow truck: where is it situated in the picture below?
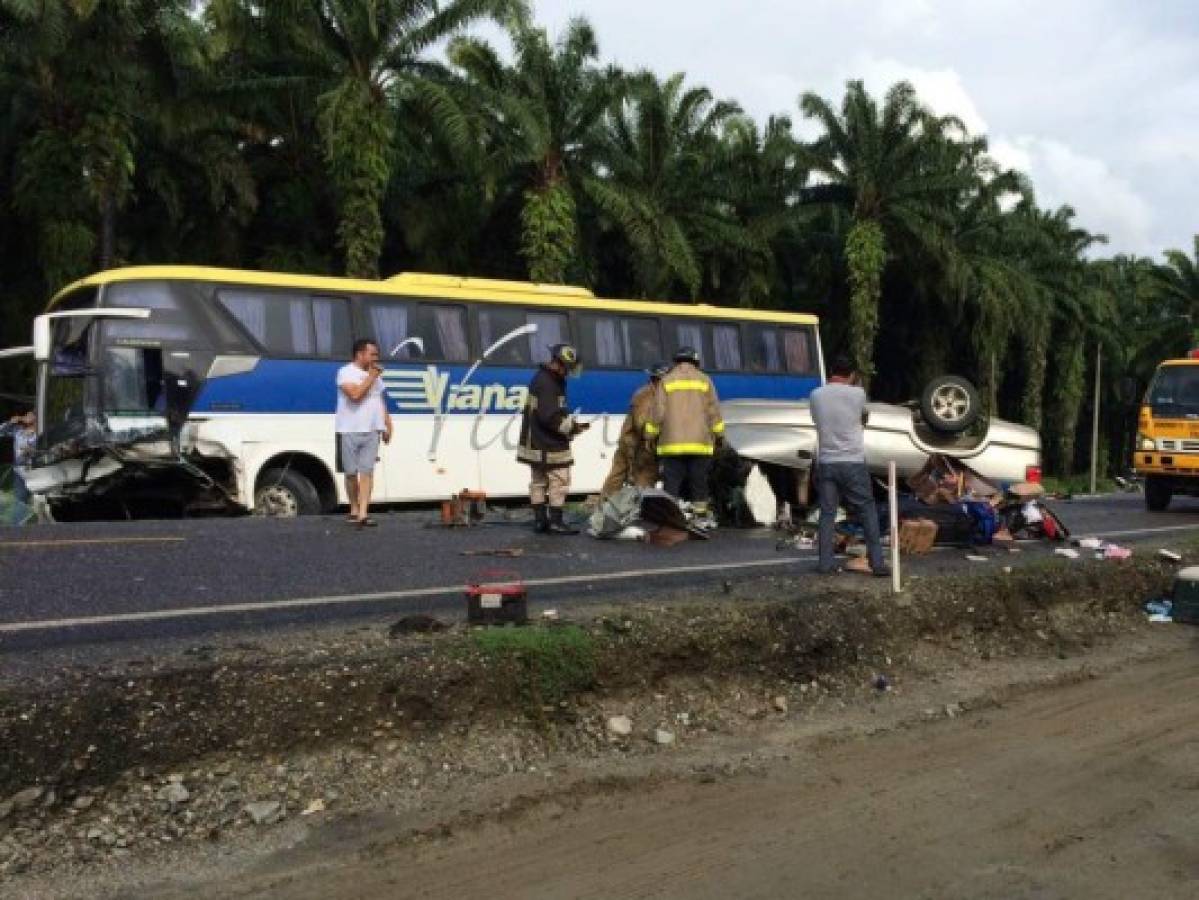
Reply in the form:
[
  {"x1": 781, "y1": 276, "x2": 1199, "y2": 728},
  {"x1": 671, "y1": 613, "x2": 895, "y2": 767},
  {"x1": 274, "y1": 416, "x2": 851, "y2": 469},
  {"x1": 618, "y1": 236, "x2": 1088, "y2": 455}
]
[{"x1": 1135, "y1": 355, "x2": 1199, "y2": 510}]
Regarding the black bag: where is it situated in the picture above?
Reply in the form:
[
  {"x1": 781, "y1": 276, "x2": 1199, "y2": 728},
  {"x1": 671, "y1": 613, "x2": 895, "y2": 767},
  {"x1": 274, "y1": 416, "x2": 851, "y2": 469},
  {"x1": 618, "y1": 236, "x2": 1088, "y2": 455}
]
[{"x1": 910, "y1": 502, "x2": 976, "y2": 546}]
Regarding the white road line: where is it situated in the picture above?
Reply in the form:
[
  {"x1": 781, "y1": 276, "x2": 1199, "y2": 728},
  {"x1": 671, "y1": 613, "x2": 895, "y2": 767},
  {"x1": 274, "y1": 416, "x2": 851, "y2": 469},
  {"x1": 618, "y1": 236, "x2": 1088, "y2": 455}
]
[{"x1": 0, "y1": 556, "x2": 810, "y2": 634}]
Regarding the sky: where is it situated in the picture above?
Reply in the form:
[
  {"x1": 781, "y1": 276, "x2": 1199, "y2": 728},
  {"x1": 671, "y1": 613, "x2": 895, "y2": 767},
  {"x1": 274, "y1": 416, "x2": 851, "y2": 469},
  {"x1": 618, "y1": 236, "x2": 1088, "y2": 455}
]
[{"x1": 473, "y1": 0, "x2": 1199, "y2": 259}]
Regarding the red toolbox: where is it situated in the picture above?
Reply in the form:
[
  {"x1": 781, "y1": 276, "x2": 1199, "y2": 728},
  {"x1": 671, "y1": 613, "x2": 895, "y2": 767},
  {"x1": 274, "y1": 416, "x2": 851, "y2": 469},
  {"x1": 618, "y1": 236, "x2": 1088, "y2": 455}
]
[{"x1": 465, "y1": 569, "x2": 528, "y2": 625}]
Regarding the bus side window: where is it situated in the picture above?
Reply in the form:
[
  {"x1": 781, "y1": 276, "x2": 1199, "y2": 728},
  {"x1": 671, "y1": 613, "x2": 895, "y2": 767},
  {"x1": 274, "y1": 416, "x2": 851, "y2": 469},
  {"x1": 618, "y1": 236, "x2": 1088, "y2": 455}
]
[
  {"x1": 363, "y1": 297, "x2": 417, "y2": 360},
  {"x1": 580, "y1": 314, "x2": 625, "y2": 368},
  {"x1": 781, "y1": 327, "x2": 817, "y2": 375},
  {"x1": 411, "y1": 304, "x2": 470, "y2": 362},
  {"x1": 670, "y1": 320, "x2": 712, "y2": 368},
  {"x1": 312, "y1": 296, "x2": 352, "y2": 359},
  {"x1": 218, "y1": 289, "x2": 315, "y2": 357},
  {"x1": 478, "y1": 306, "x2": 531, "y2": 366},
  {"x1": 621, "y1": 317, "x2": 662, "y2": 369},
  {"x1": 712, "y1": 324, "x2": 743, "y2": 371},
  {"x1": 526, "y1": 310, "x2": 569, "y2": 362},
  {"x1": 747, "y1": 323, "x2": 782, "y2": 372}
]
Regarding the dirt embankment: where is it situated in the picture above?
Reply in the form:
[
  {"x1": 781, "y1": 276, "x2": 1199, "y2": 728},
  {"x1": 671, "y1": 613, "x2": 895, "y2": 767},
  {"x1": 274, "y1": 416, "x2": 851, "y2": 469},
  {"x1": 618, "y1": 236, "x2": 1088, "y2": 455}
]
[{"x1": 0, "y1": 554, "x2": 1187, "y2": 885}]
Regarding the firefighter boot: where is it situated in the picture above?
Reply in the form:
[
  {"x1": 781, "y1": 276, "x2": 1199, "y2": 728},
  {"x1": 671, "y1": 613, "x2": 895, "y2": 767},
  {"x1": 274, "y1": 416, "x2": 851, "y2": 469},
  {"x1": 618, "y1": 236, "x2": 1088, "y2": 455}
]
[
  {"x1": 532, "y1": 504, "x2": 550, "y2": 533},
  {"x1": 547, "y1": 506, "x2": 580, "y2": 535}
]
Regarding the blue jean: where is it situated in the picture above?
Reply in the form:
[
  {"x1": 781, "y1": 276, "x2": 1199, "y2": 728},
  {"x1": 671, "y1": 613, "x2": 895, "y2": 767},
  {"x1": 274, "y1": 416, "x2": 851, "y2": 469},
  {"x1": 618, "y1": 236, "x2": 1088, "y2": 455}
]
[
  {"x1": 9, "y1": 469, "x2": 30, "y2": 526},
  {"x1": 816, "y1": 461, "x2": 885, "y2": 572}
]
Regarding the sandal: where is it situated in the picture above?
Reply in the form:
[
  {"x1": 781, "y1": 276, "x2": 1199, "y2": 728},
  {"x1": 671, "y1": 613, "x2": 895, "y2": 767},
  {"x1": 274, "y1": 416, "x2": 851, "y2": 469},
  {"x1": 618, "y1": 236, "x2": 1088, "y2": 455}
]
[{"x1": 356, "y1": 517, "x2": 378, "y2": 528}]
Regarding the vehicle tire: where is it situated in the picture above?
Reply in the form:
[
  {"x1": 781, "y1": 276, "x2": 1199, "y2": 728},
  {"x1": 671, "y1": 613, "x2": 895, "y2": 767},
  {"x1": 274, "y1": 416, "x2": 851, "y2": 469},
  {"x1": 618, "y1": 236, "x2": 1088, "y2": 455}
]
[
  {"x1": 920, "y1": 375, "x2": 981, "y2": 434},
  {"x1": 255, "y1": 467, "x2": 321, "y2": 518},
  {"x1": 1145, "y1": 475, "x2": 1172, "y2": 512}
]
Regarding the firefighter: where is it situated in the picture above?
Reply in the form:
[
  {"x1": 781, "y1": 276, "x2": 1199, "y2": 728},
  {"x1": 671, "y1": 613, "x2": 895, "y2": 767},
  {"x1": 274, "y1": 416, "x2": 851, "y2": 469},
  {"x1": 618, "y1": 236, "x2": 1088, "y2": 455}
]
[
  {"x1": 517, "y1": 343, "x2": 588, "y2": 534},
  {"x1": 645, "y1": 347, "x2": 724, "y2": 525},
  {"x1": 600, "y1": 362, "x2": 669, "y2": 498}
]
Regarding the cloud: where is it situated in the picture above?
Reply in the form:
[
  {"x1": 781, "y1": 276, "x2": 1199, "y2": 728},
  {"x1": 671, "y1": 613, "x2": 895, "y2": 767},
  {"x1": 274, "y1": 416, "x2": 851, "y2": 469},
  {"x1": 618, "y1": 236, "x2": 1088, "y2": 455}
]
[
  {"x1": 843, "y1": 56, "x2": 990, "y2": 136},
  {"x1": 992, "y1": 136, "x2": 1155, "y2": 254}
]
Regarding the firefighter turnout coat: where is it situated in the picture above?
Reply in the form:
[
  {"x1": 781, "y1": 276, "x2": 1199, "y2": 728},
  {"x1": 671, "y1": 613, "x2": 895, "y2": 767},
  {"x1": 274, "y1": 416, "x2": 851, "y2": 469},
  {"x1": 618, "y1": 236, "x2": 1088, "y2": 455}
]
[
  {"x1": 644, "y1": 362, "x2": 724, "y2": 456},
  {"x1": 601, "y1": 382, "x2": 659, "y2": 495},
  {"x1": 517, "y1": 365, "x2": 575, "y2": 467}
]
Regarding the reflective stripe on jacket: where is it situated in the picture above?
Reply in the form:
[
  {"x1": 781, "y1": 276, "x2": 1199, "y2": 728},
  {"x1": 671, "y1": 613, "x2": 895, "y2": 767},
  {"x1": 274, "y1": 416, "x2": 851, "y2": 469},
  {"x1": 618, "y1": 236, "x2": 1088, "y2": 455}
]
[
  {"x1": 645, "y1": 362, "x2": 724, "y2": 456},
  {"x1": 517, "y1": 366, "x2": 574, "y2": 467}
]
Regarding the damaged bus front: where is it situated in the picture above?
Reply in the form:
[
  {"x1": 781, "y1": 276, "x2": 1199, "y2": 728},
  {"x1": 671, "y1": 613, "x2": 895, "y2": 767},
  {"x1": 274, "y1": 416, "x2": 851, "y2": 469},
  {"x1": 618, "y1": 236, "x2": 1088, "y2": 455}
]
[{"x1": 14, "y1": 278, "x2": 251, "y2": 518}]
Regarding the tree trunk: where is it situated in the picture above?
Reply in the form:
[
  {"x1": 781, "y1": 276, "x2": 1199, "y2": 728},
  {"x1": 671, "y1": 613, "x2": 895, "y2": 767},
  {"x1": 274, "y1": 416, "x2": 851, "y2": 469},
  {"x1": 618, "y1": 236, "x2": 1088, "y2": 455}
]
[
  {"x1": 521, "y1": 179, "x2": 576, "y2": 284},
  {"x1": 844, "y1": 219, "x2": 886, "y2": 386},
  {"x1": 1021, "y1": 313, "x2": 1049, "y2": 432},
  {"x1": 319, "y1": 78, "x2": 392, "y2": 279},
  {"x1": 1048, "y1": 325, "x2": 1087, "y2": 477},
  {"x1": 98, "y1": 187, "x2": 117, "y2": 270}
]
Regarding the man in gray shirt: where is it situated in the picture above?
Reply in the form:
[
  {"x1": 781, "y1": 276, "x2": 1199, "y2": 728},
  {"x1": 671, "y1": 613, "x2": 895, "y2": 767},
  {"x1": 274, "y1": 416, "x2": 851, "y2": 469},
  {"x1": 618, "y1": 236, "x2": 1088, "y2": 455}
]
[{"x1": 808, "y1": 356, "x2": 887, "y2": 576}]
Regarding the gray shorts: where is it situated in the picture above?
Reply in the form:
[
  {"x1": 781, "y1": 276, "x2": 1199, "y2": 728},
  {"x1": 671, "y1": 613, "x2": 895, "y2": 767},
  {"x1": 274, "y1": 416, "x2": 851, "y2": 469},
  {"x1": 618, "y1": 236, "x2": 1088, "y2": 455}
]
[{"x1": 339, "y1": 431, "x2": 381, "y2": 475}]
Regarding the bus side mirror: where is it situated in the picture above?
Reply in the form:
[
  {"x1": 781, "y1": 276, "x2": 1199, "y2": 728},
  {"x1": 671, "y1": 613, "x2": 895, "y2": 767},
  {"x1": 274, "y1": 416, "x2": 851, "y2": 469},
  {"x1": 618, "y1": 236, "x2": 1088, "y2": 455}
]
[
  {"x1": 1116, "y1": 376, "x2": 1138, "y2": 407},
  {"x1": 33, "y1": 316, "x2": 51, "y2": 362}
]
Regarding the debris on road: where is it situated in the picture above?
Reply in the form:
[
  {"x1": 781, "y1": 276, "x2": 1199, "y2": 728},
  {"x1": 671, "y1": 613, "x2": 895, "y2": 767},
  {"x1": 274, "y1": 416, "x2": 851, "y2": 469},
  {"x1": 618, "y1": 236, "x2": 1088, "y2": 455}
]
[
  {"x1": 1054, "y1": 548, "x2": 1080, "y2": 559},
  {"x1": 459, "y1": 547, "x2": 525, "y2": 558},
  {"x1": 588, "y1": 487, "x2": 711, "y2": 544}
]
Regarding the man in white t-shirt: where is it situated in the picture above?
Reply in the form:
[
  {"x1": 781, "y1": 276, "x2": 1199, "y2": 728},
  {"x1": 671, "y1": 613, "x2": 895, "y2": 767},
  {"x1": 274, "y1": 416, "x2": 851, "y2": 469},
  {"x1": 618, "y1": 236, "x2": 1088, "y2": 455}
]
[{"x1": 336, "y1": 339, "x2": 392, "y2": 527}]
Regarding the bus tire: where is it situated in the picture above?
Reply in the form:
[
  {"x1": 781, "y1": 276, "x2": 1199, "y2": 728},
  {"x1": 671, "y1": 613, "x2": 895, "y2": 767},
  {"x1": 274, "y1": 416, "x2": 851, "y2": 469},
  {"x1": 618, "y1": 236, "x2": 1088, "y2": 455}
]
[
  {"x1": 1145, "y1": 476, "x2": 1172, "y2": 512},
  {"x1": 255, "y1": 468, "x2": 321, "y2": 518}
]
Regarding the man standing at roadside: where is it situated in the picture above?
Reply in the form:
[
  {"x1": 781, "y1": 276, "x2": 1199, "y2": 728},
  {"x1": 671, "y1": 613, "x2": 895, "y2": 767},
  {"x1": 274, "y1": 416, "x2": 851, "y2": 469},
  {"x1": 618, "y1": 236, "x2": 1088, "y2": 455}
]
[
  {"x1": 600, "y1": 362, "x2": 668, "y2": 498},
  {"x1": 2, "y1": 411, "x2": 36, "y2": 525},
  {"x1": 336, "y1": 339, "x2": 392, "y2": 528},
  {"x1": 809, "y1": 355, "x2": 887, "y2": 576},
  {"x1": 517, "y1": 343, "x2": 587, "y2": 534}
]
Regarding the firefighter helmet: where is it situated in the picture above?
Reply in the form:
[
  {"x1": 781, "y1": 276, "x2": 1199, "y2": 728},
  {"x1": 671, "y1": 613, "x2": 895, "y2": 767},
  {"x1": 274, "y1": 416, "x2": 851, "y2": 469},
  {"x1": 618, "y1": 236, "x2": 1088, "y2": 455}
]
[
  {"x1": 550, "y1": 343, "x2": 580, "y2": 372},
  {"x1": 673, "y1": 345, "x2": 701, "y2": 365}
]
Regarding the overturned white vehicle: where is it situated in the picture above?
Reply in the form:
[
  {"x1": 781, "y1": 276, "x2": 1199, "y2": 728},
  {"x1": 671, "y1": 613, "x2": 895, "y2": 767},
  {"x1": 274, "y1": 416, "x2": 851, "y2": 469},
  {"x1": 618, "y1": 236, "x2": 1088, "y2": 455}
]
[{"x1": 722, "y1": 375, "x2": 1042, "y2": 511}]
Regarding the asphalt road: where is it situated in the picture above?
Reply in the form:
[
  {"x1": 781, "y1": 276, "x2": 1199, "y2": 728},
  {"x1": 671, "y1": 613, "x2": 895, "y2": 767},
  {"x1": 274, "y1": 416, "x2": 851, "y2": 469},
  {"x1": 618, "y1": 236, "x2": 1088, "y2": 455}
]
[{"x1": 2, "y1": 493, "x2": 1198, "y2": 660}]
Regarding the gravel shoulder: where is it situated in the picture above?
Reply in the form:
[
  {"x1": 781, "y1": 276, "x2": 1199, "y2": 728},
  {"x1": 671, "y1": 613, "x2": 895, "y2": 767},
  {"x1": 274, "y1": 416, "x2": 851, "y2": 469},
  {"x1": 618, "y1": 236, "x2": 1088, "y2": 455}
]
[{"x1": 24, "y1": 628, "x2": 1199, "y2": 900}]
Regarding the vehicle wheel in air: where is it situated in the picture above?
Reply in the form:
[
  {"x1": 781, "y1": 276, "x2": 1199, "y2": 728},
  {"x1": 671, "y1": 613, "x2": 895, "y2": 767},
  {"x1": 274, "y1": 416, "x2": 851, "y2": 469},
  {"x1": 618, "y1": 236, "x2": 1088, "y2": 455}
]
[
  {"x1": 920, "y1": 375, "x2": 981, "y2": 434},
  {"x1": 1145, "y1": 475, "x2": 1172, "y2": 512},
  {"x1": 255, "y1": 468, "x2": 321, "y2": 518}
]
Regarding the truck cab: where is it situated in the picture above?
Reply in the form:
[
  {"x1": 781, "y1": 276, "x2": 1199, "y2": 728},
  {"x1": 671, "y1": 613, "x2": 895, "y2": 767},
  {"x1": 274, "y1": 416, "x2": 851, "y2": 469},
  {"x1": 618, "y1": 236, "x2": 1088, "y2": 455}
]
[{"x1": 1135, "y1": 355, "x2": 1199, "y2": 510}]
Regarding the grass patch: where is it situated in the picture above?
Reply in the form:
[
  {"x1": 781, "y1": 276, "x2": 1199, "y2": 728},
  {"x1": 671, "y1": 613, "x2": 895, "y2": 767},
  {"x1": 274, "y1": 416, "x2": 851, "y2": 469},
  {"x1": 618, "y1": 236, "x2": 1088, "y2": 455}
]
[{"x1": 471, "y1": 625, "x2": 598, "y2": 711}]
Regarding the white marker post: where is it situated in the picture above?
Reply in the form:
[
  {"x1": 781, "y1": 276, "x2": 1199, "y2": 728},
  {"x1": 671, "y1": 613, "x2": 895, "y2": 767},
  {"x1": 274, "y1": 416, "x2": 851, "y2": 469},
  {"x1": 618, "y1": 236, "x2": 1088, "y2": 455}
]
[{"x1": 888, "y1": 460, "x2": 901, "y2": 594}]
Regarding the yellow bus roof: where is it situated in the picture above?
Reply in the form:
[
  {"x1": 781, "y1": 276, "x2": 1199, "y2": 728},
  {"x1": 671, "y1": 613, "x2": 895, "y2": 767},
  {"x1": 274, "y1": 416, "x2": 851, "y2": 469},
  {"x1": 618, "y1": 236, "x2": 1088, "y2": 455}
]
[
  {"x1": 1156, "y1": 359, "x2": 1199, "y2": 367},
  {"x1": 48, "y1": 265, "x2": 819, "y2": 326}
]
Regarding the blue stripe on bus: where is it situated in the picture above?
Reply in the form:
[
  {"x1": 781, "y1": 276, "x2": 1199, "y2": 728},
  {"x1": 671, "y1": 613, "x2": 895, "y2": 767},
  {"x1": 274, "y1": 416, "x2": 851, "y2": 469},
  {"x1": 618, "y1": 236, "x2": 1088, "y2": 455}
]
[{"x1": 190, "y1": 359, "x2": 822, "y2": 415}]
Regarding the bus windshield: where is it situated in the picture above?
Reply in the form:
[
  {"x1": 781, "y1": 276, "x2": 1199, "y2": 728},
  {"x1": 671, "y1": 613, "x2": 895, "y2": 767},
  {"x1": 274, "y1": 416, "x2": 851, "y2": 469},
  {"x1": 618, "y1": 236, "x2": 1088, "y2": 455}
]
[{"x1": 1147, "y1": 365, "x2": 1199, "y2": 418}]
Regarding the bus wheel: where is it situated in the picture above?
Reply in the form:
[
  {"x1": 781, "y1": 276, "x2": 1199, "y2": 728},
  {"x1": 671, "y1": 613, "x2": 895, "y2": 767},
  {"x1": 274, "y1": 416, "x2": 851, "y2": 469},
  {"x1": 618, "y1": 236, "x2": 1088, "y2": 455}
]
[
  {"x1": 255, "y1": 468, "x2": 321, "y2": 517},
  {"x1": 1145, "y1": 476, "x2": 1172, "y2": 512}
]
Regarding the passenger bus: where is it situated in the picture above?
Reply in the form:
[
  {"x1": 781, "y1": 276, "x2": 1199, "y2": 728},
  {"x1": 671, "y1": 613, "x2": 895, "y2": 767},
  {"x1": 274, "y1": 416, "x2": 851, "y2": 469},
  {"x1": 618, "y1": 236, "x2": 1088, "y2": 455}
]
[{"x1": 13, "y1": 267, "x2": 823, "y2": 517}]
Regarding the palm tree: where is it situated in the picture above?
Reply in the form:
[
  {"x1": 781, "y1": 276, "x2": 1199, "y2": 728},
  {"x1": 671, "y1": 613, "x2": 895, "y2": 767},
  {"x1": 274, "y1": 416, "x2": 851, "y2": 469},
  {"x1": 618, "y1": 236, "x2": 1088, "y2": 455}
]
[
  {"x1": 445, "y1": 15, "x2": 620, "y2": 284},
  {"x1": 215, "y1": 0, "x2": 515, "y2": 279},
  {"x1": 711, "y1": 114, "x2": 812, "y2": 307},
  {"x1": 1151, "y1": 236, "x2": 1199, "y2": 349},
  {"x1": 798, "y1": 80, "x2": 978, "y2": 382},
  {"x1": 587, "y1": 71, "x2": 744, "y2": 299}
]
